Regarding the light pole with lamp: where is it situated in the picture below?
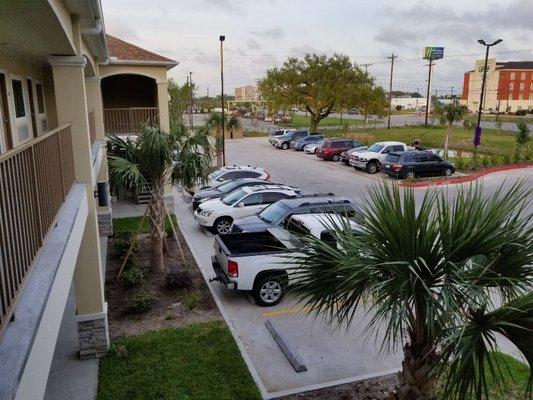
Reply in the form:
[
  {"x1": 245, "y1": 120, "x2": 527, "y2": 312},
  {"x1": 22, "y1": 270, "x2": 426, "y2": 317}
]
[
  {"x1": 474, "y1": 38, "x2": 502, "y2": 155},
  {"x1": 219, "y1": 35, "x2": 226, "y2": 166}
]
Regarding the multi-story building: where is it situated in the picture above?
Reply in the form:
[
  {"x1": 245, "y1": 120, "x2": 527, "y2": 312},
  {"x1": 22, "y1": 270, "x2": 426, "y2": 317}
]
[
  {"x1": 0, "y1": 2, "x2": 176, "y2": 399},
  {"x1": 461, "y1": 59, "x2": 533, "y2": 113},
  {"x1": 234, "y1": 85, "x2": 261, "y2": 102}
]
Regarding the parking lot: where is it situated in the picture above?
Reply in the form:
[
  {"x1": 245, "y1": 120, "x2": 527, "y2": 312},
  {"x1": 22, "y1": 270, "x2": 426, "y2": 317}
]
[{"x1": 175, "y1": 137, "x2": 533, "y2": 399}]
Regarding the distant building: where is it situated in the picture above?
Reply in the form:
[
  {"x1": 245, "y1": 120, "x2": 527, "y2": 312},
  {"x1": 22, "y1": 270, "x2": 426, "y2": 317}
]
[
  {"x1": 461, "y1": 59, "x2": 533, "y2": 113},
  {"x1": 391, "y1": 97, "x2": 427, "y2": 110},
  {"x1": 234, "y1": 85, "x2": 261, "y2": 102}
]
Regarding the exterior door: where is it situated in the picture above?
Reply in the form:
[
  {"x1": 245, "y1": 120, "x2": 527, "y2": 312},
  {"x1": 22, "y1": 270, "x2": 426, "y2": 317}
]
[
  {"x1": 27, "y1": 79, "x2": 38, "y2": 138},
  {"x1": 0, "y1": 73, "x2": 12, "y2": 152}
]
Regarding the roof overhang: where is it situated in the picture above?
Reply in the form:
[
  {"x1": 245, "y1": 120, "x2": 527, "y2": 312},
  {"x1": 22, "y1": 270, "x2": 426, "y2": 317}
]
[{"x1": 105, "y1": 58, "x2": 179, "y2": 70}]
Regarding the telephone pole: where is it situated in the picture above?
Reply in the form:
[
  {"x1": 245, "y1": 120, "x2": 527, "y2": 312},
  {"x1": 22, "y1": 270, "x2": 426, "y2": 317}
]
[
  {"x1": 219, "y1": 35, "x2": 226, "y2": 166},
  {"x1": 189, "y1": 71, "x2": 193, "y2": 128},
  {"x1": 387, "y1": 53, "x2": 398, "y2": 129},
  {"x1": 424, "y1": 60, "x2": 435, "y2": 126},
  {"x1": 415, "y1": 86, "x2": 420, "y2": 112},
  {"x1": 360, "y1": 63, "x2": 373, "y2": 73}
]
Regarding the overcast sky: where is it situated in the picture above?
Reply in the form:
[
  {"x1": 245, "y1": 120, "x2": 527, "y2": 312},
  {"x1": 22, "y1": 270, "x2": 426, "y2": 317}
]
[{"x1": 102, "y1": 0, "x2": 533, "y2": 97}]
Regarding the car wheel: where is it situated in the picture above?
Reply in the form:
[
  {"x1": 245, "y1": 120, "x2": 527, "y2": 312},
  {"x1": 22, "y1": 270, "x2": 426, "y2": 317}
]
[
  {"x1": 253, "y1": 273, "x2": 287, "y2": 307},
  {"x1": 214, "y1": 217, "x2": 232, "y2": 235},
  {"x1": 406, "y1": 171, "x2": 416, "y2": 179},
  {"x1": 282, "y1": 142, "x2": 289, "y2": 150},
  {"x1": 443, "y1": 167, "x2": 453, "y2": 176},
  {"x1": 366, "y1": 162, "x2": 379, "y2": 174},
  {"x1": 331, "y1": 153, "x2": 340, "y2": 162}
]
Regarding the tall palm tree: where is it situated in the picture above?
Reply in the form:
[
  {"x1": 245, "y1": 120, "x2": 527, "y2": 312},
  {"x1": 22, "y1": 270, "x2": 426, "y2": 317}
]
[
  {"x1": 205, "y1": 111, "x2": 241, "y2": 166},
  {"x1": 438, "y1": 103, "x2": 468, "y2": 159},
  {"x1": 289, "y1": 183, "x2": 532, "y2": 400},
  {"x1": 107, "y1": 122, "x2": 212, "y2": 270}
]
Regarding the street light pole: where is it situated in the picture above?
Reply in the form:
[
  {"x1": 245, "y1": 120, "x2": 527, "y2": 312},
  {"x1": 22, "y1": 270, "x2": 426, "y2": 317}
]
[
  {"x1": 424, "y1": 60, "x2": 434, "y2": 126},
  {"x1": 474, "y1": 38, "x2": 502, "y2": 154},
  {"x1": 189, "y1": 71, "x2": 193, "y2": 128},
  {"x1": 387, "y1": 53, "x2": 397, "y2": 129},
  {"x1": 219, "y1": 35, "x2": 226, "y2": 166}
]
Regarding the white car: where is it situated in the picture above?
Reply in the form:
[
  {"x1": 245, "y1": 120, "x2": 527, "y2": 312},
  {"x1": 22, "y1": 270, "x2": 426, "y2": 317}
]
[
  {"x1": 194, "y1": 185, "x2": 299, "y2": 234},
  {"x1": 211, "y1": 213, "x2": 361, "y2": 306},
  {"x1": 349, "y1": 141, "x2": 407, "y2": 174},
  {"x1": 303, "y1": 141, "x2": 322, "y2": 154},
  {"x1": 205, "y1": 165, "x2": 270, "y2": 188}
]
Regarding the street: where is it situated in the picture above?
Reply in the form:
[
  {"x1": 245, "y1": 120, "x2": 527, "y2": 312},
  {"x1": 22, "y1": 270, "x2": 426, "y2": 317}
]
[{"x1": 173, "y1": 137, "x2": 532, "y2": 399}]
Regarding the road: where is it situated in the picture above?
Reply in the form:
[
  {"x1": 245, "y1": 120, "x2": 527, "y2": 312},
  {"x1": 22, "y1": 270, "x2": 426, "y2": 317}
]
[{"x1": 173, "y1": 137, "x2": 532, "y2": 399}]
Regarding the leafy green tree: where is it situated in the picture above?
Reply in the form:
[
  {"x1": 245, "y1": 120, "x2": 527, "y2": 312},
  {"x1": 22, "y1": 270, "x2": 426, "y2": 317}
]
[
  {"x1": 289, "y1": 183, "x2": 533, "y2": 400},
  {"x1": 354, "y1": 86, "x2": 387, "y2": 124},
  {"x1": 107, "y1": 122, "x2": 212, "y2": 270},
  {"x1": 258, "y1": 54, "x2": 374, "y2": 132},
  {"x1": 437, "y1": 103, "x2": 468, "y2": 159},
  {"x1": 168, "y1": 78, "x2": 196, "y2": 122},
  {"x1": 204, "y1": 112, "x2": 241, "y2": 166}
]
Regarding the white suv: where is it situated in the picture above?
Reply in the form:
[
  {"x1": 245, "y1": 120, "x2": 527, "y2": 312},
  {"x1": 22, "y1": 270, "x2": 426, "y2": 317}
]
[
  {"x1": 194, "y1": 185, "x2": 299, "y2": 234},
  {"x1": 206, "y1": 165, "x2": 270, "y2": 188},
  {"x1": 349, "y1": 141, "x2": 407, "y2": 174}
]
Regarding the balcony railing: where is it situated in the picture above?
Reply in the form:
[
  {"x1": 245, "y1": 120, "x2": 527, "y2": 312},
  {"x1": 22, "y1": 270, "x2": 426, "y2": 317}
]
[
  {"x1": 0, "y1": 124, "x2": 75, "y2": 335},
  {"x1": 88, "y1": 110, "x2": 96, "y2": 144},
  {"x1": 103, "y1": 107, "x2": 159, "y2": 135}
]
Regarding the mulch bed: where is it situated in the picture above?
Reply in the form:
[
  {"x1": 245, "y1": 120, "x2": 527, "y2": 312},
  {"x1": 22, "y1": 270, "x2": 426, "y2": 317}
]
[
  {"x1": 279, "y1": 374, "x2": 397, "y2": 400},
  {"x1": 105, "y1": 226, "x2": 221, "y2": 340}
]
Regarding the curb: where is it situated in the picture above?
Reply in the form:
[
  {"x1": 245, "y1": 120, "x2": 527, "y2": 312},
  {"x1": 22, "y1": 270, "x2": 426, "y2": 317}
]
[{"x1": 400, "y1": 163, "x2": 533, "y2": 188}]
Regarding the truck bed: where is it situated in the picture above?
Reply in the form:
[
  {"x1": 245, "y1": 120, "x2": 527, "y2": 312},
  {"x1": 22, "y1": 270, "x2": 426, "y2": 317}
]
[{"x1": 216, "y1": 230, "x2": 289, "y2": 256}]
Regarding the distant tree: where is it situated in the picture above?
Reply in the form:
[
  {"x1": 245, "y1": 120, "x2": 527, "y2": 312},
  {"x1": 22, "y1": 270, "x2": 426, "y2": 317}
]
[
  {"x1": 168, "y1": 78, "x2": 196, "y2": 122},
  {"x1": 355, "y1": 86, "x2": 387, "y2": 124},
  {"x1": 205, "y1": 112, "x2": 241, "y2": 167},
  {"x1": 437, "y1": 103, "x2": 468, "y2": 159},
  {"x1": 395, "y1": 105, "x2": 404, "y2": 111},
  {"x1": 258, "y1": 54, "x2": 373, "y2": 132},
  {"x1": 516, "y1": 121, "x2": 530, "y2": 158}
]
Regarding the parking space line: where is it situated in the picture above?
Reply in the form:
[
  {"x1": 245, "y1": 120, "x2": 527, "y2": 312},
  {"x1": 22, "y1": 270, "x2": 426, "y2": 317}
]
[{"x1": 262, "y1": 305, "x2": 312, "y2": 317}]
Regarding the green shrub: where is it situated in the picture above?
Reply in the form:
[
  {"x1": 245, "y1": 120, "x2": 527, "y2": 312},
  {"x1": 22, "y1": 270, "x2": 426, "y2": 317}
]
[
  {"x1": 165, "y1": 269, "x2": 193, "y2": 290},
  {"x1": 481, "y1": 155, "x2": 490, "y2": 168},
  {"x1": 454, "y1": 157, "x2": 466, "y2": 171},
  {"x1": 112, "y1": 230, "x2": 139, "y2": 258},
  {"x1": 463, "y1": 120, "x2": 474, "y2": 131},
  {"x1": 122, "y1": 266, "x2": 144, "y2": 287},
  {"x1": 184, "y1": 290, "x2": 201, "y2": 310},
  {"x1": 502, "y1": 154, "x2": 512, "y2": 164},
  {"x1": 128, "y1": 291, "x2": 157, "y2": 313},
  {"x1": 490, "y1": 155, "x2": 502, "y2": 166}
]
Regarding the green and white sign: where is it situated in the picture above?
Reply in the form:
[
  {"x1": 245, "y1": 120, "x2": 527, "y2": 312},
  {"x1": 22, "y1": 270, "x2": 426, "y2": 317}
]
[{"x1": 423, "y1": 47, "x2": 444, "y2": 60}]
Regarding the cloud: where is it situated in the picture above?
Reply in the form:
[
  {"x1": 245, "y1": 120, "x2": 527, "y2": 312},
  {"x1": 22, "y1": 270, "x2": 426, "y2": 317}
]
[
  {"x1": 246, "y1": 38, "x2": 261, "y2": 50},
  {"x1": 375, "y1": 25, "x2": 418, "y2": 47},
  {"x1": 105, "y1": 18, "x2": 140, "y2": 41},
  {"x1": 251, "y1": 28, "x2": 285, "y2": 40}
]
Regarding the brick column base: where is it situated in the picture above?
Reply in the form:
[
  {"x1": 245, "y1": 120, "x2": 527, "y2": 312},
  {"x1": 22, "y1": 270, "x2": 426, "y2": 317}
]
[{"x1": 76, "y1": 303, "x2": 109, "y2": 360}]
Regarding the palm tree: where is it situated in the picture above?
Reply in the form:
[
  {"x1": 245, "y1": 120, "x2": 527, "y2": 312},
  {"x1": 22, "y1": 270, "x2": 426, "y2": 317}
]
[
  {"x1": 205, "y1": 111, "x2": 241, "y2": 166},
  {"x1": 107, "y1": 122, "x2": 212, "y2": 270},
  {"x1": 438, "y1": 103, "x2": 468, "y2": 159},
  {"x1": 289, "y1": 183, "x2": 532, "y2": 400}
]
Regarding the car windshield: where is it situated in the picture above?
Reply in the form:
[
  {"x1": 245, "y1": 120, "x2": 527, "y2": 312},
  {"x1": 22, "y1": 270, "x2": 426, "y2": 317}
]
[
  {"x1": 258, "y1": 202, "x2": 290, "y2": 223},
  {"x1": 367, "y1": 144, "x2": 385, "y2": 153},
  {"x1": 217, "y1": 180, "x2": 246, "y2": 194},
  {"x1": 208, "y1": 169, "x2": 226, "y2": 180},
  {"x1": 221, "y1": 188, "x2": 247, "y2": 205}
]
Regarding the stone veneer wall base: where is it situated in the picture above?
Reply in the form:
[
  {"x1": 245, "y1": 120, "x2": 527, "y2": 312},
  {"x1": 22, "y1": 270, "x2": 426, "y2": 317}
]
[{"x1": 76, "y1": 303, "x2": 109, "y2": 360}]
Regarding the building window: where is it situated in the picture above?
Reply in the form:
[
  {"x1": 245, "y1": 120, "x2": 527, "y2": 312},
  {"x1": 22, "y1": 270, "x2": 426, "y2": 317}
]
[
  {"x1": 519, "y1": 82, "x2": 525, "y2": 90},
  {"x1": 12, "y1": 79, "x2": 26, "y2": 118},
  {"x1": 510, "y1": 72, "x2": 516, "y2": 80},
  {"x1": 35, "y1": 83, "x2": 45, "y2": 114},
  {"x1": 509, "y1": 83, "x2": 514, "y2": 91},
  {"x1": 521, "y1": 72, "x2": 526, "y2": 80}
]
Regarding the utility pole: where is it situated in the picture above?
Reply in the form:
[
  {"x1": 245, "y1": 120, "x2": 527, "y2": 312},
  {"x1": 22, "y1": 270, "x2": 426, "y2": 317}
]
[
  {"x1": 387, "y1": 53, "x2": 398, "y2": 129},
  {"x1": 424, "y1": 60, "x2": 435, "y2": 126},
  {"x1": 415, "y1": 86, "x2": 420, "y2": 112},
  {"x1": 360, "y1": 63, "x2": 373, "y2": 73},
  {"x1": 189, "y1": 71, "x2": 193, "y2": 128},
  {"x1": 219, "y1": 35, "x2": 226, "y2": 166}
]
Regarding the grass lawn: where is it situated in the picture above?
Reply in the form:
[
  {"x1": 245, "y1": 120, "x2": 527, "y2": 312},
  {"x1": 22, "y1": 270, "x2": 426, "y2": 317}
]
[
  {"x1": 243, "y1": 131, "x2": 270, "y2": 137},
  {"x1": 97, "y1": 321, "x2": 261, "y2": 400},
  {"x1": 113, "y1": 214, "x2": 178, "y2": 234},
  {"x1": 327, "y1": 126, "x2": 520, "y2": 155},
  {"x1": 286, "y1": 114, "x2": 373, "y2": 128},
  {"x1": 463, "y1": 114, "x2": 533, "y2": 124}
]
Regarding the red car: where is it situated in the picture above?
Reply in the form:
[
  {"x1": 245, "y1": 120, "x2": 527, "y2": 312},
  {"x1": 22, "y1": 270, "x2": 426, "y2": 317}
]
[{"x1": 316, "y1": 139, "x2": 363, "y2": 161}]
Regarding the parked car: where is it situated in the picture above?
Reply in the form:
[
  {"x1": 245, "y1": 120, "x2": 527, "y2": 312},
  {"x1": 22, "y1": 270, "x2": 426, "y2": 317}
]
[
  {"x1": 349, "y1": 141, "x2": 407, "y2": 174},
  {"x1": 194, "y1": 185, "x2": 299, "y2": 234},
  {"x1": 290, "y1": 134, "x2": 324, "y2": 151},
  {"x1": 231, "y1": 193, "x2": 361, "y2": 233},
  {"x1": 340, "y1": 145, "x2": 367, "y2": 164},
  {"x1": 316, "y1": 139, "x2": 364, "y2": 161},
  {"x1": 205, "y1": 165, "x2": 270, "y2": 188},
  {"x1": 268, "y1": 129, "x2": 295, "y2": 145},
  {"x1": 193, "y1": 178, "x2": 295, "y2": 211},
  {"x1": 381, "y1": 151, "x2": 455, "y2": 179},
  {"x1": 211, "y1": 214, "x2": 360, "y2": 306},
  {"x1": 273, "y1": 130, "x2": 309, "y2": 150},
  {"x1": 304, "y1": 140, "x2": 324, "y2": 154},
  {"x1": 264, "y1": 116, "x2": 273, "y2": 122}
]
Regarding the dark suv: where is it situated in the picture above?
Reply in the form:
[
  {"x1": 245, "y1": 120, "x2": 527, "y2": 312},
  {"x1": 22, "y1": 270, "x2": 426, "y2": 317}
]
[
  {"x1": 230, "y1": 194, "x2": 362, "y2": 233},
  {"x1": 381, "y1": 151, "x2": 455, "y2": 179},
  {"x1": 274, "y1": 130, "x2": 309, "y2": 150},
  {"x1": 316, "y1": 139, "x2": 364, "y2": 161}
]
